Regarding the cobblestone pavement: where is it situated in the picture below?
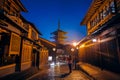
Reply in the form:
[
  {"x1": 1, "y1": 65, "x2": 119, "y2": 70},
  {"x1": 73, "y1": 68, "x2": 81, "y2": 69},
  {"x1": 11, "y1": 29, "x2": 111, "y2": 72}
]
[{"x1": 27, "y1": 63, "x2": 90, "y2": 80}]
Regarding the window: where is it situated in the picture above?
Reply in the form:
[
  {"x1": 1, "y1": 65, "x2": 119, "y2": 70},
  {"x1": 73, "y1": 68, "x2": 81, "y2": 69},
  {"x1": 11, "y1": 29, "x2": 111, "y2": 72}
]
[
  {"x1": 90, "y1": 20, "x2": 93, "y2": 28},
  {"x1": 96, "y1": 15, "x2": 100, "y2": 23},
  {"x1": 110, "y1": 1, "x2": 116, "y2": 13},
  {"x1": 103, "y1": 6, "x2": 107, "y2": 18},
  {"x1": 89, "y1": 0, "x2": 116, "y2": 29},
  {"x1": 106, "y1": 5, "x2": 110, "y2": 15},
  {"x1": 32, "y1": 30, "x2": 37, "y2": 40},
  {"x1": 100, "y1": 10, "x2": 103, "y2": 21},
  {"x1": 5, "y1": 1, "x2": 11, "y2": 12}
]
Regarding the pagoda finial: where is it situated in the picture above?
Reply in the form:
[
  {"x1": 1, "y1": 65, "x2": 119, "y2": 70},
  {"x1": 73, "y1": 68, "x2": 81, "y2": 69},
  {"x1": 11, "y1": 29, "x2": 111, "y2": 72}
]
[{"x1": 58, "y1": 19, "x2": 60, "y2": 30}]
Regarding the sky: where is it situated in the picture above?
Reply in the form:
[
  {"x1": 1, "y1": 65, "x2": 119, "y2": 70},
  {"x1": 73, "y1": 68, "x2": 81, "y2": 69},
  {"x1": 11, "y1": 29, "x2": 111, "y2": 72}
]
[{"x1": 21, "y1": 0, "x2": 92, "y2": 43}]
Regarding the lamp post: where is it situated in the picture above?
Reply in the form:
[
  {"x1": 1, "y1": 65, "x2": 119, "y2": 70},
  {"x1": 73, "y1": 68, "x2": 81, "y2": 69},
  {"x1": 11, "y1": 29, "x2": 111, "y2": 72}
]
[
  {"x1": 72, "y1": 42, "x2": 78, "y2": 70},
  {"x1": 52, "y1": 48, "x2": 56, "y2": 64}
]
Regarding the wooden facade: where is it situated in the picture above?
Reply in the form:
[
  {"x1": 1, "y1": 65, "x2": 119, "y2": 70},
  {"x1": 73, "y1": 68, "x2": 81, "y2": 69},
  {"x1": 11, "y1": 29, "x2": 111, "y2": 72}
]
[
  {"x1": 79, "y1": 0, "x2": 120, "y2": 72},
  {"x1": 39, "y1": 37, "x2": 56, "y2": 65},
  {"x1": 0, "y1": 0, "x2": 42, "y2": 76}
]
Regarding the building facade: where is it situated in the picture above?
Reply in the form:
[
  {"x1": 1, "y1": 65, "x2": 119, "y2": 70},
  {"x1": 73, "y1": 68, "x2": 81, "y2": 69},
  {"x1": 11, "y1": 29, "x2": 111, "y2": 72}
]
[
  {"x1": 0, "y1": 0, "x2": 28, "y2": 76},
  {"x1": 79, "y1": 0, "x2": 120, "y2": 72},
  {"x1": 0, "y1": 0, "x2": 42, "y2": 76},
  {"x1": 39, "y1": 37, "x2": 56, "y2": 65}
]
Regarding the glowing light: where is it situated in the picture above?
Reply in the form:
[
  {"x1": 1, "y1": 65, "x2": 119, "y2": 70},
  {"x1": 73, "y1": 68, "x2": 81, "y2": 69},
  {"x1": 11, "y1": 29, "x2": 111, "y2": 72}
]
[
  {"x1": 71, "y1": 48, "x2": 74, "y2": 52},
  {"x1": 50, "y1": 62, "x2": 55, "y2": 66},
  {"x1": 48, "y1": 56, "x2": 52, "y2": 61},
  {"x1": 80, "y1": 44, "x2": 85, "y2": 48},
  {"x1": 92, "y1": 39, "x2": 97, "y2": 42},
  {"x1": 52, "y1": 48, "x2": 56, "y2": 51},
  {"x1": 73, "y1": 42, "x2": 77, "y2": 47},
  {"x1": 76, "y1": 47, "x2": 79, "y2": 49},
  {"x1": 56, "y1": 62, "x2": 60, "y2": 66}
]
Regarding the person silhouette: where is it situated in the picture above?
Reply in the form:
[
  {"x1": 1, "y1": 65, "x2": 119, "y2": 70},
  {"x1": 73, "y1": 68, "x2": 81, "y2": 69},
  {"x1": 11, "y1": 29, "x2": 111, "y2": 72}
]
[{"x1": 67, "y1": 55, "x2": 73, "y2": 73}]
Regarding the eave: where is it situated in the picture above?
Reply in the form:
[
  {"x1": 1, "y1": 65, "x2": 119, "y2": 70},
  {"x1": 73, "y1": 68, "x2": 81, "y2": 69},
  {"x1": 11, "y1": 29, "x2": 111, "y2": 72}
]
[
  {"x1": 51, "y1": 29, "x2": 67, "y2": 35},
  {"x1": 14, "y1": 0, "x2": 28, "y2": 12},
  {"x1": 0, "y1": 13, "x2": 28, "y2": 32},
  {"x1": 39, "y1": 37, "x2": 56, "y2": 47},
  {"x1": 81, "y1": 0, "x2": 105, "y2": 25},
  {"x1": 28, "y1": 22, "x2": 42, "y2": 35}
]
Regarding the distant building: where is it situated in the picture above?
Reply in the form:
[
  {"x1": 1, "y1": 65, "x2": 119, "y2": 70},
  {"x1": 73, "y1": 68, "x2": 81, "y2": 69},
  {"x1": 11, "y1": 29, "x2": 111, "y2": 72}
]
[
  {"x1": 78, "y1": 0, "x2": 120, "y2": 72},
  {"x1": 39, "y1": 37, "x2": 56, "y2": 65},
  {"x1": 51, "y1": 20, "x2": 67, "y2": 45},
  {"x1": 50, "y1": 20, "x2": 68, "y2": 61}
]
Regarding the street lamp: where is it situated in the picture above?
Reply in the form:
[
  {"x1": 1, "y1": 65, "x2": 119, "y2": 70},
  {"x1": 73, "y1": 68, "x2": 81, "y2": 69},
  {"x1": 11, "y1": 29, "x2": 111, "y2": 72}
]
[
  {"x1": 52, "y1": 48, "x2": 56, "y2": 51},
  {"x1": 52, "y1": 48, "x2": 56, "y2": 64},
  {"x1": 71, "y1": 48, "x2": 75, "y2": 52},
  {"x1": 72, "y1": 42, "x2": 79, "y2": 70},
  {"x1": 73, "y1": 42, "x2": 77, "y2": 47}
]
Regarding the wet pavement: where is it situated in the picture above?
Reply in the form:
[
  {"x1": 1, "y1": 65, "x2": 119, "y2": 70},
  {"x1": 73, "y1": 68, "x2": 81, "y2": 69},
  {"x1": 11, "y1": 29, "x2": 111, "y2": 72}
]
[
  {"x1": 27, "y1": 63, "x2": 90, "y2": 80},
  {"x1": 1, "y1": 62, "x2": 120, "y2": 80}
]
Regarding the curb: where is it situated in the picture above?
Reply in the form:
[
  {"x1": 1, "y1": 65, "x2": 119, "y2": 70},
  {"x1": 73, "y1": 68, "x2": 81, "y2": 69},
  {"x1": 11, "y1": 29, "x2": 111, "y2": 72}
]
[{"x1": 78, "y1": 69, "x2": 96, "y2": 80}]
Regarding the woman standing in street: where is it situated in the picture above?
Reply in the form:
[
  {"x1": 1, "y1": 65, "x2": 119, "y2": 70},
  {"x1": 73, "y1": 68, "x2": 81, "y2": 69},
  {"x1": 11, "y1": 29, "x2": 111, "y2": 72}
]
[{"x1": 67, "y1": 55, "x2": 73, "y2": 73}]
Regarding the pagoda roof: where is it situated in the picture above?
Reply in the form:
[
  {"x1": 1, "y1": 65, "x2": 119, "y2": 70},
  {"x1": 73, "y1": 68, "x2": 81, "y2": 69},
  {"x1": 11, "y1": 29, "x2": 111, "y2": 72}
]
[{"x1": 51, "y1": 29, "x2": 67, "y2": 34}]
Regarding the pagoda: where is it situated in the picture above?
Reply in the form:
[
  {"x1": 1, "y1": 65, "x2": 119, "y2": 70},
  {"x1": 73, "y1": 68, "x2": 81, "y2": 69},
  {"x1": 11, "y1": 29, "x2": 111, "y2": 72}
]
[{"x1": 51, "y1": 20, "x2": 67, "y2": 45}]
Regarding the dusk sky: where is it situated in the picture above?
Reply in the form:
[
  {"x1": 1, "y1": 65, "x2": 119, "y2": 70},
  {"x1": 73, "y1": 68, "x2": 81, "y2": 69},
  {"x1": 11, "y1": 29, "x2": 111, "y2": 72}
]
[{"x1": 21, "y1": 0, "x2": 92, "y2": 43}]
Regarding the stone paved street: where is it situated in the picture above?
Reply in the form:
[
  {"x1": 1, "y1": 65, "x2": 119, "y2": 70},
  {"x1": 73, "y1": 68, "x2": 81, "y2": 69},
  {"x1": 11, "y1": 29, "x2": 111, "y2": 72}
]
[
  {"x1": 1, "y1": 62, "x2": 120, "y2": 80},
  {"x1": 27, "y1": 63, "x2": 90, "y2": 80}
]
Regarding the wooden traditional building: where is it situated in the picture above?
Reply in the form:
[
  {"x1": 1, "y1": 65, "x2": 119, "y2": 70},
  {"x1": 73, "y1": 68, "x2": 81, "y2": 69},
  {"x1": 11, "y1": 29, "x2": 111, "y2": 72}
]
[
  {"x1": 0, "y1": 0, "x2": 42, "y2": 76},
  {"x1": 19, "y1": 19, "x2": 42, "y2": 71},
  {"x1": 0, "y1": 0, "x2": 28, "y2": 76},
  {"x1": 39, "y1": 37, "x2": 56, "y2": 66},
  {"x1": 79, "y1": 0, "x2": 120, "y2": 72}
]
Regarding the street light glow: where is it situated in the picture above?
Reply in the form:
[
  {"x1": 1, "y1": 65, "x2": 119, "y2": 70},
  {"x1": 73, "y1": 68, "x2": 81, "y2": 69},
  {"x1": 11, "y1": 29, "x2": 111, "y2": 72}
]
[
  {"x1": 73, "y1": 42, "x2": 77, "y2": 47},
  {"x1": 80, "y1": 44, "x2": 85, "y2": 48},
  {"x1": 92, "y1": 39, "x2": 97, "y2": 42},
  {"x1": 76, "y1": 47, "x2": 79, "y2": 49},
  {"x1": 71, "y1": 48, "x2": 75, "y2": 52},
  {"x1": 52, "y1": 48, "x2": 56, "y2": 51},
  {"x1": 48, "y1": 56, "x2": 52, "y2": 61}
]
